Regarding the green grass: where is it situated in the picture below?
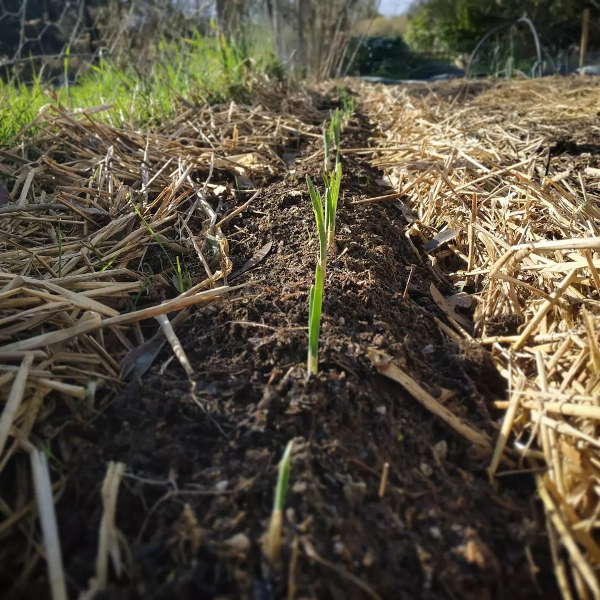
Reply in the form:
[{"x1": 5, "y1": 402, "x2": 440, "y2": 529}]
[{"x1": 0, "y1": 31, "x2": 279, "y2": 147}]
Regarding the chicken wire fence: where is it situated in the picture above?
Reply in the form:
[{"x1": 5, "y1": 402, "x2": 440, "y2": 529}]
[
  {"x1": 0, "y1": 0, "x2": 379, "y2": 83},
  {"x1": 0, "y1": 0, "x2": 214, "y2": 83}
]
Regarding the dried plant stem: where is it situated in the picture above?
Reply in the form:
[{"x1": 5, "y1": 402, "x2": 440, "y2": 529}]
[
  {"x1": 95, "y1": 461, "x2": 126, "y2": 590},
  {"x1": 0, "y1": 353, "x2": 34, "y2": 456},
  {"x1": 29, "y1": 448, "x2": 68, "y2": 600},
  {"x1": 369, "y1": 349, "x2": 491, "y2": 450}
]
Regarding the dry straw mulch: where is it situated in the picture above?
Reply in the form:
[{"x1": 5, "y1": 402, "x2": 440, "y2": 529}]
[
  {"x1": 360, "y1": 77, "x2": 600, "y2": 598},
  {"x1": 3, "y1": 74, "x2": 600, "y2": 598},
  {"x1": 0, "y1": 85, "x2": 322, "y2": 597}
]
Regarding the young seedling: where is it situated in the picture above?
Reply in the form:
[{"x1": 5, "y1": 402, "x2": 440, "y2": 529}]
[
  {"x1": 323, "y1": 124, "x2": 331, "y2": 173},
  {"x1": 174, "y1": 256, "x2": 191, "y2": 293},
  {"x1": 307, "y1": 261, "x2": 324, "y2": 376},
  {"x1": 306, "y1": 100, "x2": 350, "y2": 376},
  {"x1": 326, "y1": 160, "x2": 342, "y2": 248},
  {"x1": 323, "y1": 108, "x2": 343, "y2": 172},
  {"x1": 263, "y1": 440, "x2": 294, "y2": 565},
  {"x1": 306, "y1": 159, "x2": 342, "y2": 376}
]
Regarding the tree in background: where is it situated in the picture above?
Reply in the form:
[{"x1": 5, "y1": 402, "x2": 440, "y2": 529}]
[
  {"x1": 353, "y1": 15, "x2": 408, "y2": 37},
  {"x1": 406, "y1": 0, "x2": 598, "y2": 56}
]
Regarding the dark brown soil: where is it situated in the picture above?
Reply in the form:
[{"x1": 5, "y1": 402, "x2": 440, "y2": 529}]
[{"x1": 5, "y1": 105, "x2": 558, "y2": 600}]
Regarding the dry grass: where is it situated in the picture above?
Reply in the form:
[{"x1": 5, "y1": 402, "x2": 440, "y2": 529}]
[
  {"x1": 0, "y1": 85, "x2": 323, "y2": 597},
  {"x1": 360, "y1": 76, "x2": 600, "y2": 598}
]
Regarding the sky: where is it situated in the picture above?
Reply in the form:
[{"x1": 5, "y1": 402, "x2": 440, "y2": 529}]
[{"x1": 379, "y1": 0, "x2": 413, "y2": 15}]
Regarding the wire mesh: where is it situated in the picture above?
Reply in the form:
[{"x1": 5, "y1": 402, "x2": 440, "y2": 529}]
[{"x1": 0, "y1": 0, "x2": 214, "y2": 83}]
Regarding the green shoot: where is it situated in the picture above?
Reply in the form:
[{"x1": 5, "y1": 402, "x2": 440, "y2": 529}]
[
  {"x1": 175, "y1": 256, "x2": 192, "y2": 293},
  {"x1": 175, "y1": 256, "x2": 184, "y2": 293},
  {"x1": 323, "y1": 126, "x2": 331, "y2": 173},
  {"x1": 340, "y1": 91, "x2": 356, "y2": 120},
  {"x1": 322, "y1": 109, "x2": 340, "y2": 172},
  {"x1": 306, "y1": 177, "x2": 326, "y2": 376},
  {"x1": 322, "y1": 106, "x2": 352, "y2": 172},
  {"x1": 99, "y1": 258, "x2": 115, "y2": 272},
  {"x1": 306, "y1": 102, "x2": 351, "y2": 376},
  {"x1": 263, "y1": 440, "x2": 294, "y2": 565},
  {"x1": 326, "y1": 160, "x2": 342, "y2": 248},
  {"x1": 307, "y1": 264, "x2": 324, "y2": 375},
  {"x1": 307, "y1": 176, "x2": 327, "y2": 264},
  {"x1": 330, "y1": 109, "x2": 341, "y2": 154},
  {"x1": 306, "y1": 162, "x2": 342, "y2": 376},
  {"x1": 274, "y1": 440, "x2": 294, "y2": 514}
]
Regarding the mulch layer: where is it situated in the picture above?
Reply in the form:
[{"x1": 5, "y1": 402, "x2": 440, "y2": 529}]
[{"x1": 0, "y1": 83, "x2": 562, "y2": 599}]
